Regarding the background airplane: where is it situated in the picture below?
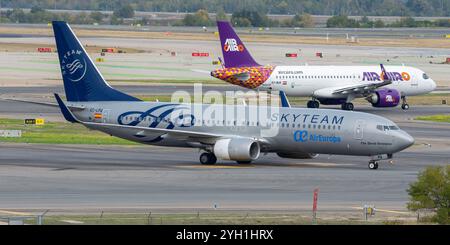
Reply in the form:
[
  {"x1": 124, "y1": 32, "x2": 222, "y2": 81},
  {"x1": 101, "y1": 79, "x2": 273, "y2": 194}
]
[
  {"x1": 211, "y1": 21, "x2": 437, "y2": 111},
  {"x1": 49, "y1": 21, "x2": 414, "y2": 170}
]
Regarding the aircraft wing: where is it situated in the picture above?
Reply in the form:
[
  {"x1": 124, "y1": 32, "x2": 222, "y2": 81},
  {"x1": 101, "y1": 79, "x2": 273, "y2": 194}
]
[
  {"x1": 331, "y1": 80, "x2": 392, "y2": 95},
  {"x1": 328, "y1": 64, "x2": 392, "y2": 96},
  {"x1": 83, "y1": 121, "x2": 222, "y2": 140}
]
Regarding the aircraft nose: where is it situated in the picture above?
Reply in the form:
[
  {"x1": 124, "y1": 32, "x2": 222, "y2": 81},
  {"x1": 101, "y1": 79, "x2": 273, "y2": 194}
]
[
  {"x1": 397, "y1": 131, "x2": 415, "y2": 150},
  {"x1": 430, "y1": 79, "x2": 437, "y2": 91}
]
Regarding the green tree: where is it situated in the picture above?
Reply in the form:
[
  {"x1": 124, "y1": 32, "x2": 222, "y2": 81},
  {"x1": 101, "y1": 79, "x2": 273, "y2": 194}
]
[
  {"x1": 232, "y1": 17, "x2": 252, "y2": 27},
  {"x1": 326, "y1": 15, "x2": 359, "y2": 28},
  {"x1": 374, "y1": 19, "x2": 385, "y2": 28},
  {"x1": 113, "y1": 4, "x2": 135, "y2": 18},
  {"x1": 182, "y1": 9, "x2": 213, "y2": 26},
  {"x1": 407, "y1": 165, "x2": 450, "y2": 224},
  {"x1": 30, "y1": 5, "x2": 45, "y2": 14},
  {"x1": 90, "y1": 11, "x2": 104, "y2": 23},
  {"x1": 216, "y1": 9, "x2": 228, "y2": 21},
  {"x1": 231, "y1": 10, "x2": 269, "y2": 27}
]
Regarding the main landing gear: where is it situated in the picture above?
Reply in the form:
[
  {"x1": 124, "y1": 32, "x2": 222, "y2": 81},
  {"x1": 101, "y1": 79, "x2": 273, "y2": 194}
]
[
  {"x1": 341, "y1": 102, "x2": 354, "y2": 111},
  {"x1": 307, "y1": 100, "x2": 320, "y2": 109},
  {"x1": 199, "y1": 152, "x2": 217, "y2": 165},
  {"x1": 401, "y1": 96, "x2": 409, "y2": 110}
]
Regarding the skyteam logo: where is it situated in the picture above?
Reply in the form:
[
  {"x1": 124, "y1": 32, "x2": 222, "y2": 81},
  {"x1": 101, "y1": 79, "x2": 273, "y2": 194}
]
[
  {"x1": 118, "y1": 104, "x2": 195, "y2": 143},
  {"x1": 61, "y1": 49, "x2": 87, "y2": 82},
  {"x1": 223, "y1": 38, "x2": 244, "y2": 52},
  {"x1": 294, "y1": 130, "x2": 342, "y2": 144}
]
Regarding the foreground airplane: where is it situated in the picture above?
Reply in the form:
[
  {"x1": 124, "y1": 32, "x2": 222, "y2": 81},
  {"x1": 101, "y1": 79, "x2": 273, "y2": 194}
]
[
  {"x1": 211, "y1": 21, "x2": 436, "y2": 111},
  {"x1": 47, "y1": 21, "x2": 414, "y2": 169}
]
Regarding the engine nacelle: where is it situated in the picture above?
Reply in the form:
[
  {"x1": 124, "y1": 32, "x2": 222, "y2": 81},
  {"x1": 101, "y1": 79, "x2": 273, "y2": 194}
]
[
  {"x1": 368, "y1": 89, "x2": 400, "y2": 108},
  {"x1": 214, "y1": 138, "x2": 260, "y2": 161}
]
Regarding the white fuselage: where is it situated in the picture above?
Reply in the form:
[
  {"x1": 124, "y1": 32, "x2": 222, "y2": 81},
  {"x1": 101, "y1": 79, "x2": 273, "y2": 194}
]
[{"x1": 259, "y1": 65, "x2": 436, "y2": 98}]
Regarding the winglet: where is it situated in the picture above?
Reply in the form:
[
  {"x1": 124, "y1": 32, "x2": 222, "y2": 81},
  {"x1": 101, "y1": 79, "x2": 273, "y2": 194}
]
[
  {"x1": 279, "y1": 91, "x2": 291, "y2": 108},
  {"x1": 54, "y1": 93, "x2": 79, "y2": 123},
  {"x1": 380, "y1": 64, "x2": 390, "y2": 81}
]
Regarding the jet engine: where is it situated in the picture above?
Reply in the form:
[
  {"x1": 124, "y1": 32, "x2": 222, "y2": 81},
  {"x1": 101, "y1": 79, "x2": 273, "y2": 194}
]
[
  {"x1": 367, "y1": 89, "x2": 400, "y2": 108},
  {"x1": 213, "y1": 138, "x2": 260, "y2": 161}
]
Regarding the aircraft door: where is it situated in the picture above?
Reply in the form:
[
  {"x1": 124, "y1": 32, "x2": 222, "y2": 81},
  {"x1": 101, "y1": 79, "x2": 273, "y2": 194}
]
[
  {"x1": 354, "y1": 120, "x2": 364, "y2": 140},
  {"x1": 102, "y1": 109, "x2": 111, "y2": 123},
  {"x1": 411, "y1": 73, "x2": 419, "y2": 87}
]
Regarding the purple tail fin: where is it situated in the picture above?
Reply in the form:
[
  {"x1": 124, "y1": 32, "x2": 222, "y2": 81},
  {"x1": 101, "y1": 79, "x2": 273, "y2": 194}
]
[{"x1": 217, "y1": 21, "x2": 260, "y2": 68}]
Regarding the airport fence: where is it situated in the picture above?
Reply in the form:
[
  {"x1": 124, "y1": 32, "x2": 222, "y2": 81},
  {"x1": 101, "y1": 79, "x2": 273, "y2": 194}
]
[{"x1": 1, "y1": 208, "x2": 437, "y2": 225}]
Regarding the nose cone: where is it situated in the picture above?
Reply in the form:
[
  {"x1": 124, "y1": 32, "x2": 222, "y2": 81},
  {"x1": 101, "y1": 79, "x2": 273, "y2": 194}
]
[
  {"x1": 429, "y1": 79, "x2": 437, "y2": 92},
  {"x1": 397, "y1": 131, "x2": 415, "y2": 151}
]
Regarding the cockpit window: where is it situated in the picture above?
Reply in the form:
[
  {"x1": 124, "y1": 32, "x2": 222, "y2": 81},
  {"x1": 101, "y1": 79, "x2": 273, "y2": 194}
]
[
  {"x1": 377, "y1": 125, "x2": 399, "y2": 131},
  {"x1": 389, "y1": 126, "x2": 399, "y2": 130},
  {"x1": 423, "y1": 73, "x2": 430, "y2": 80}
]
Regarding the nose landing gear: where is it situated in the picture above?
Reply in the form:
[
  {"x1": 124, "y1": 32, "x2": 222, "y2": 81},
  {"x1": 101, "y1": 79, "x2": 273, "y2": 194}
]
[
  {"x1": 401, "y1": 96, "x2": 409, "y2": 110},
  {"x1": 368, "y1": 154, "x2": 393, "y2": 170},
  {"x1": 368, "y1": 161, "x2": 379, "y2": 170}
]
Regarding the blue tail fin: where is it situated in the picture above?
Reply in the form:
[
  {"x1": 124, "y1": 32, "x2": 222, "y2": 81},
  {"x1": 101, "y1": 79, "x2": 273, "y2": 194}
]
[{"x1": 52, "y1": 21, "x2": 140, "y2": 102}]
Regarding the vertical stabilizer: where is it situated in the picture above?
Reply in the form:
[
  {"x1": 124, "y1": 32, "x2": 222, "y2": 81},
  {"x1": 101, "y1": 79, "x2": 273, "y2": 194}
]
[{"x1": 217, "y1": 21, "x2": 260, "y2": 68}]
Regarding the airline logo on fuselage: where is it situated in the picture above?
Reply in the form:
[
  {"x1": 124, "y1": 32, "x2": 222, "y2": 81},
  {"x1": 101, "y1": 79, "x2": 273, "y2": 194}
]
[
  {"x1": 363, "y1": 71, "x2": 411, "y2": 82},
  {"x1": 223, "y1": 38, "x2": 244, "y2": 52},
  {"x1": 293, "y1": 130, "x2": 342, "y2": 144}
]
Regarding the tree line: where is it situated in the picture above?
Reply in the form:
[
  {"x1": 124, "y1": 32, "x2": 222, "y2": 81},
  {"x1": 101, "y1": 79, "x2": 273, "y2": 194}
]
[
  {"x1": 1, "y1": 0, "x2": 449, "y2": 17},
  {"x1": 1, "y1": 5, "x2": 449, "y2": 28}
]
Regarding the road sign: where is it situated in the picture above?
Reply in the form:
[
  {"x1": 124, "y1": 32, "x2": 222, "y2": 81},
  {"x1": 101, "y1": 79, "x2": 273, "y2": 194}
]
[
  {"x1": 35, "y1": 118, "x2": 45, "y2": 125},
  {"x1": 24, "y1": 119, "x2": 36, "y2": 124},
  {"x1": 24, "y1": 118, "x2": 45, "y2": 125}
]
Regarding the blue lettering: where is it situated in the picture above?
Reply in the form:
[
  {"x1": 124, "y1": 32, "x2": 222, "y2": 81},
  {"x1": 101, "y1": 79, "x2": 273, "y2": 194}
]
[
  {"x1": 281, "y1": 114, "x2": 289, "y2": 122},
  {"x1": 271, "y1": 113, "x2": 279, "y2": 121},
  {"x1": 311, "y1": 115, "x2": 319, "y2": 124},
  {"x1": 293, "y1": 114, "x2": 301, "y2": 122},
  {"x1": 302, "y1": 114, "x2": 310, "y2": 123},
  {"x1": 320, "y1": 115, "x2": 329, "y2": 124},
  {"x1": 332, "y1": 116, "x2": 344, "y2": 125}
]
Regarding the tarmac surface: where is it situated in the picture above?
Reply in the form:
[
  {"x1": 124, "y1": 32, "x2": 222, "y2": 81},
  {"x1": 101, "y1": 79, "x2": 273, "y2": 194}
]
[{"x1": 0, "y1": 95, "x2": 449, "y2": 211}]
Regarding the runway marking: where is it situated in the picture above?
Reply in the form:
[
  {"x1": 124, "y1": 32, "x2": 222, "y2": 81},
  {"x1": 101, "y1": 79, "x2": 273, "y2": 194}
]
[{"x1": 0, "y1": 210, "x2": 33, "y2": 216}]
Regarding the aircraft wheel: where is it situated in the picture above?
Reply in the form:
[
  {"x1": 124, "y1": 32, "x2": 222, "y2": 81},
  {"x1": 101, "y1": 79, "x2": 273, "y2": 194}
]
[
  {"x1": 368, "y1": 161, "x2": 379, "y2": 170},
  {"x1": 237, "y1": 160, "x2": 252, "y2": 165},
  {"x1": 307, "y1": 100, "x2": 320, "y2": 109},
  {"x1": 341, "y1": 103, "x2": 354, "y2": 111},
  {"x1": 200, "y1": 152, "x2": 217, "y2": 165},
  {"x1": 401, "y1": 104, "x2": 410, "y2": 110}
]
